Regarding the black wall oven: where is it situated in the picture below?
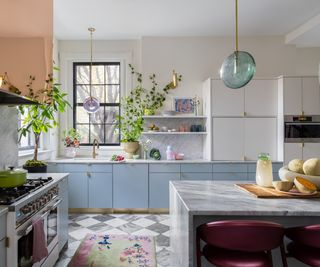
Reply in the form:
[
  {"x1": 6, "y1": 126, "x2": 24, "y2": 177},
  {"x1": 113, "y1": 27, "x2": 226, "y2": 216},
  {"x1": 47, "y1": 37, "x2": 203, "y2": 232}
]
[{"x1": 285, "y1": 115, "x2": 320, "y2": 143}]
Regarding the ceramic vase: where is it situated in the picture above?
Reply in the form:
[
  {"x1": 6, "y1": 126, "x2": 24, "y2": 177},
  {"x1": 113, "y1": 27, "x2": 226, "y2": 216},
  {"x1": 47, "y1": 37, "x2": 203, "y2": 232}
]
[
  {"x1": 123, "y1": 142, "x2": 139, "y2": 159},
  {"x1": 65, "y1": 147, "x2": 76, "y2": 158}
]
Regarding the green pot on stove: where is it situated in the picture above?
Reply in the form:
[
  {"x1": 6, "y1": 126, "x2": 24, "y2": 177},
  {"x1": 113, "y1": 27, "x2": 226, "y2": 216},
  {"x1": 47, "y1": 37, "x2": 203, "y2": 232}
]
[{"x1": 0, "y1": 168, "x2": 27, "y2": 188}]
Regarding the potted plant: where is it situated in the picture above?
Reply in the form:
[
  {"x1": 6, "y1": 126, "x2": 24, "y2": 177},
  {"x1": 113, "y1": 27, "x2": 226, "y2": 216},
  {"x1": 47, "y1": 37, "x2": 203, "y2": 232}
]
[
  {"x1": 117, "y1": 65, "x2": 182, "y2": 158},
  {"x1": 62, "y1": 128, "x2": 81, "y2": 158},
  {"x1": 18, "y1": 73, "x2": 70, "y2": 172}
]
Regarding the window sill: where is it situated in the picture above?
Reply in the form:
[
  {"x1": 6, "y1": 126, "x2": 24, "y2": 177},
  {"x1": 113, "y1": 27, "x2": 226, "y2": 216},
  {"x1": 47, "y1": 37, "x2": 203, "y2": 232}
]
[{"x1": 19, "y1": 149, "x2": 52, "y2": 158}]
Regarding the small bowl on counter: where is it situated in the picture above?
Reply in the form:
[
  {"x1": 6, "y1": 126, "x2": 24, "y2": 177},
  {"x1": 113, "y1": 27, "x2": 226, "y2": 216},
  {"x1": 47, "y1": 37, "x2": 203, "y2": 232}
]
[
  {"x1": 272, "y1": 181, "x2": 294, "y2": 192},
  {"x1": 175, "y1": 153, "x2": 184, "y2": 160}
]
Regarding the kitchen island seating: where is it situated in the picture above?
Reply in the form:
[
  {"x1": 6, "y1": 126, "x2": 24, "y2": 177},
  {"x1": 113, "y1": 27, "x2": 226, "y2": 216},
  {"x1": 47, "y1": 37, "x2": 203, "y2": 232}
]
[
  {"x1": 196, "y1": 220, "x2": 287, "y2": 267},
  {"x1": 285, "y1": 225, "x2": 320, "y2": 267}
]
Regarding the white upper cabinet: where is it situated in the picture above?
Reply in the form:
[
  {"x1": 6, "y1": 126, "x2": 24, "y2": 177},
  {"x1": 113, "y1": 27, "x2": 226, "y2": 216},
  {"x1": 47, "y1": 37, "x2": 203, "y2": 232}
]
[
  {"x1": 302, "y1": 77, "x2": 320, "y2": 115},
  {"x1": 245, "y1": 80, "x2": 278, "y2": 117},
  {"x1": 282, "y1": 77, "x2": 320, "y2": 115},
  {"x1": 211, "y1": 79, "x2": 277, "y2": 117},
  {"x1": 284, "y1": 143, "x2": 303, "y2": 165},
  {"x1": 303, "y1": 143, "x2": 320, "y2": 160},
  {"x1": 212, "y1": 79, "x2": 244, "y2": 117}
]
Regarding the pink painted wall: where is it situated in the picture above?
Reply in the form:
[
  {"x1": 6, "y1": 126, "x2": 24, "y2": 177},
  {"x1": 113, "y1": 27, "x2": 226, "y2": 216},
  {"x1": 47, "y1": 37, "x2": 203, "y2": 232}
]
[{"x1": 0, "y1": 0, "x2": 53, "y2": 96}]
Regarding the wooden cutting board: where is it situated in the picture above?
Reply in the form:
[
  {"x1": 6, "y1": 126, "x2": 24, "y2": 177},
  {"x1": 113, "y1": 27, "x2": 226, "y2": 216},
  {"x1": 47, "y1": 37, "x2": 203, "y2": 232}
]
[{"x1": 235, "y1": 184, "x2": 320, "y2": 198}]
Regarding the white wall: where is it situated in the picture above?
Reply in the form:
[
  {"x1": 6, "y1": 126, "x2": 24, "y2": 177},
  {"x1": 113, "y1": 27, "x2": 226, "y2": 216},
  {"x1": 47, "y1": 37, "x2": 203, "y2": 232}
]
[{"x1": 56, "y1": 36, "x2": 320, "y2": 157}]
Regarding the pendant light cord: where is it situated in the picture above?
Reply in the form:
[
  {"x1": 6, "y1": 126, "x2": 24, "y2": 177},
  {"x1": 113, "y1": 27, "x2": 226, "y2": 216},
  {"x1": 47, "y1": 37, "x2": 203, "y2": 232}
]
[
  {"x1": 235, "y1": 0, "x2": 238, "y2": 52},
  {"x1": 88, "y1": 27, "x2": 95, "y2": 100}
]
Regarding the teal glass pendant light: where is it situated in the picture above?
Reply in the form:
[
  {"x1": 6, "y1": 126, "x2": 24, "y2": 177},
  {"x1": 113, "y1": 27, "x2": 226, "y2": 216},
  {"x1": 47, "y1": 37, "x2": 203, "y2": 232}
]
[{"x1": 220, "y1": 0, "x2": 256, "y2": 89}]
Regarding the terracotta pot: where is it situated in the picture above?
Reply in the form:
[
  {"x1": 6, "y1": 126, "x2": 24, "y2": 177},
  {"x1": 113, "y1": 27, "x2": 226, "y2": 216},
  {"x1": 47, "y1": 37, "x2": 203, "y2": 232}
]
[{"x1": 123, "y1": 142, "x2": 139, "y2": 159}]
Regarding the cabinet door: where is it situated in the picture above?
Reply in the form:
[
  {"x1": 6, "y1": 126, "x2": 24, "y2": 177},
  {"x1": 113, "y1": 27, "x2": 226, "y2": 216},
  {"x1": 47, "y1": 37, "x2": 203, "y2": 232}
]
[
  {"x1": 68, "y1": 173, "x2": 88, "y2": 208},
  {"x1": 212, "y1": 79, "x2": 244, "y2": 116},
  {"x1": 244, "y1": 118, "x2": 277, "y2": 161},
  {"x1": 303, "y1": 143, "x2": 320, "y2": 160},
  {"x1": 181, "y1": 172, "x2": 212, "y2": 180},
  {"x1": 213, "y1": 118, "x2": 244, "y2": 160},
  {"x1": 149, "y1": 173, "x2": 180, "y2": 208},
  {"x1": 302, "y1": 77, "x2": 320, "y2": 115},
  {"x1": 88, "y1": 173, "x2": 112, "y2": 208},
  {"x1": 284, "y1": 143, "x2": 302, "y2": 165},
  {"x1": 245, "y1": 80, "x2": 277, "y2": 116},
  {"x1": 113, "y1": 164, "x2": 148, "y2": 208},
  {"x1": 0, "y1": 238, "x2": 5, "y2": 267},
  {"x1": 58, "y1": 177, "x2": 68, "y2": 252},
  {"x1": 283, "y1": 77, "x2": 302, "y2": 115}
]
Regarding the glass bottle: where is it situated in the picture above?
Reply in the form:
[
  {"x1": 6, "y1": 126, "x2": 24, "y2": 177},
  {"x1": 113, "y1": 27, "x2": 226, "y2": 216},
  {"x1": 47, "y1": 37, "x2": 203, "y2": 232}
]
[{"x1": 256, "y1": 153, "x2": 273, "y2": 187}]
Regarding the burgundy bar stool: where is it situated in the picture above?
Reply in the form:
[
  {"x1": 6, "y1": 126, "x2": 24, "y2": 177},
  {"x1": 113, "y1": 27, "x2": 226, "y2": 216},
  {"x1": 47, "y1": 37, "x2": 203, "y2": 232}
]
[
  {"x1": 196, "y1": 220, "x2": 287, "y2": 267},
  {"x1": 285, "y1": 225, "x2": 320, "y2": 267}
]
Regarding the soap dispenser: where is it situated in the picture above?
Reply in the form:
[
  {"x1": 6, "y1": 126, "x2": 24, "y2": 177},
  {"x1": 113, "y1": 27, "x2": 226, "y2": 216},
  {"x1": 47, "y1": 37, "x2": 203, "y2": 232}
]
[{"x1": 166, "y1": 145, "x2": 175, "y2": 160}]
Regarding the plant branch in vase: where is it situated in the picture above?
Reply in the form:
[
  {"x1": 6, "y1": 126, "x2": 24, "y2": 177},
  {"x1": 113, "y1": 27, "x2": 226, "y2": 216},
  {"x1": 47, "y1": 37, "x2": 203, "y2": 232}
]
[{"x1": 63, "y1": 128, "x2": 81, "y2": 158}]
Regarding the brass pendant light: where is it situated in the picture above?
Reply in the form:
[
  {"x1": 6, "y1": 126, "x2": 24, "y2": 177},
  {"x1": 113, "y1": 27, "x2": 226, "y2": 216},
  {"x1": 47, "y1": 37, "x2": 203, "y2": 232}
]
[
  {"x1": 220, "y1": 0, "x2": 256, "y2": 89},
  {"x1": 83, "y1": 27, "x2": 100, "y2": 113}
]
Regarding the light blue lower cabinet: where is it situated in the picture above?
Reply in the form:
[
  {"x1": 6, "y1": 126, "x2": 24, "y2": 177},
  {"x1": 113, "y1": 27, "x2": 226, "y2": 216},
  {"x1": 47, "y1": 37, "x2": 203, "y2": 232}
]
[
  {"x1": 149, "y1": 173, "x2": 180, "y2": 208},
  {"x1": 212, "y1": 172, "x2": 248, "y2": 181},
  {"x1": 113, "y1": 164, "x2": 148, "y2": 208},
  {"x1": 181, "y1": 172, "x2": 213, "y2": 180},
  {"x1": 47, "y1": 163, "x2": 64, "y2": 173},
  {"x1": 88, "y1": 173, "x2": 112, "y2": 208},
  {"x1": 68, "y1": 173, "x2": 88, "y2": 208}
]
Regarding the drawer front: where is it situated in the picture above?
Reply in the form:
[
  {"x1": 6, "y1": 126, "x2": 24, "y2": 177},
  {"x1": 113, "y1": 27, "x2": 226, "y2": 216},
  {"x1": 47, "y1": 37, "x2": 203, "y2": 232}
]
[
  {"x1": 47, "y1": 163, "x2": 64, "y2": 173},
  {"x1": 149, "y1": 164, "x2": 180, "y2": 173},
  {"x1": 181, "y1": 164, "x2": 212, "y2": 173},
  {"x1": 213, "y1": 172, "x2": 248, "y2": 181},
  {"x1": 88, "y1": 164, "x2": 112, "y2": 173},
  {"x1": 248, "y1": 163, "x2": 283, "y2": 173},
  {"x1": 63, "y1": 163, "x2": 88, "y2": 173},
  {"x1": 213, "y1": 163, "x2": 247, "y2": 173},
  {"x1": 181, "y1": 172, "x2": 213, "y2": 180},
  {"x1": 0, "y1": 214, "x2": 6, "y2": 240}
]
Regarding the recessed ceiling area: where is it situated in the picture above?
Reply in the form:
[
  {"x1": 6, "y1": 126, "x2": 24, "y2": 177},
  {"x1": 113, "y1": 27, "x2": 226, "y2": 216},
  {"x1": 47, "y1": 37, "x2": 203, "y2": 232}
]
[{"x1": 54, "y1": 0, "x2": 320, "y2": 46}]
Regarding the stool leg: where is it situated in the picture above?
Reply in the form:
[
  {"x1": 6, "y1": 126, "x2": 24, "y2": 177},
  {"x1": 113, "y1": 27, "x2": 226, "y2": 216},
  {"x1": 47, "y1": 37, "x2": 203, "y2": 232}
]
[
  {"x1": 280, "y1": 242, "x2": 288, "y2": 267},
  {"x1": 196, "y1": 233, "x2": 201, "y2": 267},
  {"x1": 266, "y1": 250, "x2": 273, "y2": 266}
]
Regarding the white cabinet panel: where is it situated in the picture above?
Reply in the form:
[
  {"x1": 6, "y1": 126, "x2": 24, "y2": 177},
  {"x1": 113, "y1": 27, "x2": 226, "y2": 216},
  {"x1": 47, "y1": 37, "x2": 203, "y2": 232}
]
[
  {"x1": 244, "y1": 118, "x2": 277, "y2": 161},
  {"x1": 245, "y1": 80, "x2": 277, "y2": 117},
  {"x1": 303, "y1": 143, "x2": 320, "y2": 159},
  {"x1": 302, "y1": 77, "x2": 320, "y2": 115},
  {"x1": 213, "y1": 118, "x2": 244, "y2": 160},
  {"x1": 284, "y1": 143, "x2": 302, "y2": 165},
  {"x1": 283, "y1": 78, "x2": 302, "y2": 115},
  {"x1": 212, "y1": 79, "x2": 244, "y2": 116}
]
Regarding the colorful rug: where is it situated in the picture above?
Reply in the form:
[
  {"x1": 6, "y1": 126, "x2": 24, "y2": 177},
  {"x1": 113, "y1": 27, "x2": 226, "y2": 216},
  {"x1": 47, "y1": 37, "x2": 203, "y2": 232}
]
[{"x1": 68, "y1": 234, "x2": 156, "y2": 267}]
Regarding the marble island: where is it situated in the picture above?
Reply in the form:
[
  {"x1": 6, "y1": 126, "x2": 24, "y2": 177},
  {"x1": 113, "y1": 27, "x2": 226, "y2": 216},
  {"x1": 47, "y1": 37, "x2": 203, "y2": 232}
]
[{"x1": 170, "y1": 180, "x2": 320, "y2": 267}]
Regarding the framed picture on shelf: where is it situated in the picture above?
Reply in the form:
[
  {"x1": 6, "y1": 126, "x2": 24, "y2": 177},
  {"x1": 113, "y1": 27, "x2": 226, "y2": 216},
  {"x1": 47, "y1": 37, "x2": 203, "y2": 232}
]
[{"x1": 173, "y1": 97, "x2": 194, "y2": 114}]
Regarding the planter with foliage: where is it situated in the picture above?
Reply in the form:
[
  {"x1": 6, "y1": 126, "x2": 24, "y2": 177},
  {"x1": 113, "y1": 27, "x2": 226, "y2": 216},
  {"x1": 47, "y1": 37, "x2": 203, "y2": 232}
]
[{"x1": 16, "y1": 73, "x2": 70, "y2": 172}]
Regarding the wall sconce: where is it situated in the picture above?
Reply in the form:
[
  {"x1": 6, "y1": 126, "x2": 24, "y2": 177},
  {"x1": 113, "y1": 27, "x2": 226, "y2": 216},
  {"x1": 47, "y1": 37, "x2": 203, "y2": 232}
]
[{"x1": 172, "y1": 70, "x2": 178, "y2": 89}]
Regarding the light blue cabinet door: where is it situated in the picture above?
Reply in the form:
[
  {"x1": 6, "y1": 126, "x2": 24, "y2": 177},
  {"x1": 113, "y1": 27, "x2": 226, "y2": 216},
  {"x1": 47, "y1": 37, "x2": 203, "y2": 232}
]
[
  {"x1": 47, "y1": 163, "x2": 64, "y2": 173},
  {"x1": 149, "y1": 173, "x2": 180, "y2": 208},
  {"x1": 181, "y1": 172, "x2": 213, "y2": 180},
  {"x1": 58, "y1": 177, "x2": 69, "y2": 252},
  {"x1": 113, "y1": 164, "x2": 148, "y2": 208},
  {"x1": 213, "y1": 172, "x2": 248, "y2": 181},
  {"x1": 68, "y1": 173, "x2": 88, "y2": 208},
  {"x1": 88, "y1": 173, "x2": 113, "y2": 208}
]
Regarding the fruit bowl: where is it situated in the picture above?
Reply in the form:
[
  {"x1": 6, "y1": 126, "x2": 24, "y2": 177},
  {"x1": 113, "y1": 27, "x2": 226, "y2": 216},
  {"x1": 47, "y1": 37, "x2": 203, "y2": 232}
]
[{"x1": 279, "y1": 166, "x2": 320, "y2": 189}]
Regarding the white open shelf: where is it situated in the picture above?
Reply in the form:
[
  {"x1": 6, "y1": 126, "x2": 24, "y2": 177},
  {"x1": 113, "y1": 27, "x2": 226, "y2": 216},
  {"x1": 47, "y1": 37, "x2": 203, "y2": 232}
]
[
  {"x1": 143, "y1": 115, "x2": 207, "y2": 119},
  {"x1": 142, "y1": 131, "x2": 207, "y2": 135}
]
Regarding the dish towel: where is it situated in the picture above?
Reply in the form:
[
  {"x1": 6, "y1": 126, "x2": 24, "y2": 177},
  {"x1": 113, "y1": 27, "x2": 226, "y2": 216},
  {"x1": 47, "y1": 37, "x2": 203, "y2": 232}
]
[{"x1": 32, "y1": 217, "x2": 48, "y2": 263}]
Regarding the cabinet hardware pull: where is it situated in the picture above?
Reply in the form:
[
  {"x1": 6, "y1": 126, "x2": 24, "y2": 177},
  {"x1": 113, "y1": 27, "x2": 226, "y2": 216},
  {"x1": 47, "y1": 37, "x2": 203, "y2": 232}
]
[
  {"x1": 5, "y1": 237, "x2": 9, "y2": 248},
  {"x1": 243, "y1": 112, "x2": 246, "y2": 117},
  {"x1": 87, "y1": 172, "x2": 91, "y2": 178},
  {"x1": 301, "y1": 143, "x2": 305, "y2": 148},
  {"x1": 302, "y1": 111, "x2": 305, "y2": 116}
]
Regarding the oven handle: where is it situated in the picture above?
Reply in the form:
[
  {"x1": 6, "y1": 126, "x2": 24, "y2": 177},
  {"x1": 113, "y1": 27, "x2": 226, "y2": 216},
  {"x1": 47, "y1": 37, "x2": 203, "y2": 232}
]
[
  {"x1": 285, "y1": 122, "x2": 320, "y2": 125},
  {"x1": 17, "y1": 198, "x2": 62, "y2": 237}
]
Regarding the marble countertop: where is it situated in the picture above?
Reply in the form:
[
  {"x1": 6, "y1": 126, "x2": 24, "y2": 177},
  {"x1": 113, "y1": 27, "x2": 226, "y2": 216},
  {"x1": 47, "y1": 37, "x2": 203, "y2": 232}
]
[
  {"x1": 170, "y1": 180, "x2": 320, "y2": 216},
  {"x1": 49, "y1": 158, "x2": 283, "y2": 164}
]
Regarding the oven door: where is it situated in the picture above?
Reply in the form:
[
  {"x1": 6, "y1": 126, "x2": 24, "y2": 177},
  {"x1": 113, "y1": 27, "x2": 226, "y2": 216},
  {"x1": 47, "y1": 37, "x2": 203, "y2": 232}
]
[
  {"x1": 285, "y1": 122, "x2": 320, "y2": 142},
  {"x1": 16, "y1": 197, "x2": 61, "y2": 267}
]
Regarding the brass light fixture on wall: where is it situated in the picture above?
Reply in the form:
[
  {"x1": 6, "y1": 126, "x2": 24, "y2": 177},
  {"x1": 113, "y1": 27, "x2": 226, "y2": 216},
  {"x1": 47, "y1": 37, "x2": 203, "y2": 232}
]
[
  {"x1": 220, "y1": 0, "x2": 256, "y2": 89},
  {"x1": 83, "y1": 27, "x2": 100, "y2": 113},
  {"x1": 172, "y1": 70, "x2": 178, "y2": 88}
]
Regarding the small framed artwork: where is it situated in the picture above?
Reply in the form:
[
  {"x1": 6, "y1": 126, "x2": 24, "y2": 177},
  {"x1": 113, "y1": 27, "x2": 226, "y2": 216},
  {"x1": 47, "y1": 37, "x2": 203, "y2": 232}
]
[{"x1": 173, "y1": 97, "x2": 194, "y2": 113}]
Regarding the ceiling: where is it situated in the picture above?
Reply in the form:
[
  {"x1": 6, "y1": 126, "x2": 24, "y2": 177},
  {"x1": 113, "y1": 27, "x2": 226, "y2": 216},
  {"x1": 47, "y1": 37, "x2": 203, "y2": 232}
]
[{"x1": 54, "y1": 0, "x2": 320, "y2": 46}]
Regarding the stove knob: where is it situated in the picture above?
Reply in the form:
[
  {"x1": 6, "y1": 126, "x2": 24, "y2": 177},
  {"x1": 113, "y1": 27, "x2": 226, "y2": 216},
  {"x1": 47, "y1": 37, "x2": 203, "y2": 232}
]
[{"x1": 21, "y1": 205, "x2": 31, "y2": 214}]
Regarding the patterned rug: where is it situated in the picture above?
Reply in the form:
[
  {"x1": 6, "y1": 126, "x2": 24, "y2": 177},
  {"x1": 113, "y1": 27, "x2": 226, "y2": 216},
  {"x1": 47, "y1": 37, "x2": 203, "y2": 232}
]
[{"x1": 68, "y1": 233, "x2": 156, "y2": 267}]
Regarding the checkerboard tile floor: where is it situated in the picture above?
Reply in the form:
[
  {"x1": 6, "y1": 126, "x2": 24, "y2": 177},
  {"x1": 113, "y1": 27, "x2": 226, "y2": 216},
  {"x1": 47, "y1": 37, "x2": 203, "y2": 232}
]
[{"x1": 55, "y1": 213, "x2": 171, "y2": 267}]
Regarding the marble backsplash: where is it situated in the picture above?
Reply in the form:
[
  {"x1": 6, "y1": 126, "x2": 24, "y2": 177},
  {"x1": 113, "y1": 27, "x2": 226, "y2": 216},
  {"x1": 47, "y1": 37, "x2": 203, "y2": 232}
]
[{"x1": 0, "y1": 106, "x2": 18, "y2": 169}]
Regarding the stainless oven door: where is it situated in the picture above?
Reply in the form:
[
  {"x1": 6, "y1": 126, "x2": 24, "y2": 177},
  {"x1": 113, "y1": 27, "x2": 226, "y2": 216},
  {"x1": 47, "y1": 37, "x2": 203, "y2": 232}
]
[
  {"x1": 285, "y1": 122, "x2": 320, "y2": 143},
  {"x1": 16, "y1": 197, "x2": 61, "y2": 267}
]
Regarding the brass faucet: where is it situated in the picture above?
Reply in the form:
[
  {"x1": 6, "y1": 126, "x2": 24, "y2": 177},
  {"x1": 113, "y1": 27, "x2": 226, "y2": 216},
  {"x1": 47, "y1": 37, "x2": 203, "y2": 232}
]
[{"x1": 92, "y1": 139, "x2": 99, "y2": 159}]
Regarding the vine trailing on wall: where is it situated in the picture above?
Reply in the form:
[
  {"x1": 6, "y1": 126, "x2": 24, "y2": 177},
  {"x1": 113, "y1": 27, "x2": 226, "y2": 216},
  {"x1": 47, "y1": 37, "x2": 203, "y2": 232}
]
[{"x1": 116, "y1": 64, "x2": 182, "y2": 142}]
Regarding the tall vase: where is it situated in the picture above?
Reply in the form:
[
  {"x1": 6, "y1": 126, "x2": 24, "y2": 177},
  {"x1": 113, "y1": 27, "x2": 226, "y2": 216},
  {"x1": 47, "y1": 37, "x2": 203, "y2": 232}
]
[{"x1": 122, "y1": 142, "x2": 139, "y2": 159}]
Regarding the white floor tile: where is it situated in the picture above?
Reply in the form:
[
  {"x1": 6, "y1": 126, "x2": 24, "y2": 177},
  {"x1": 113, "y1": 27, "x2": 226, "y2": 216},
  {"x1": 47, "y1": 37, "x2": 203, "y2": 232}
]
[
  {"x1": 160, "y1": 218, "x2": 171, "y2": 227},
  {"x1": 131, "y1": 228, "x2": 159, "y2": 237},
  {"x1": 76, "y1": 217, "x2": 101, "y2": 227},
  {"x1": 104, "y1": 217, "x2": 128, "y2": 227},
  {"x1": 132, "y1": 217, "x2": 156, "y2": 227},
  {"x1": 162, "y1": 230, "x2": 171, "y2": 237},
  {"x1": 69, "y1": 228, "x2": 94, "y2": 240},
  {"x1": 103, "y1": 228, "x2": 128, "y2": 235}
]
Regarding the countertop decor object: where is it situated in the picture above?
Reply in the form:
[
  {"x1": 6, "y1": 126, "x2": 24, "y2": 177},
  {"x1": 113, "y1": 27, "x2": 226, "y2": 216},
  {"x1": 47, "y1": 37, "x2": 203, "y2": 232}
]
[
  {"x1": 0, "y1": 167, "x2": 27, "y2": 187},
  {"x1": 63, "y1": 128, "x2": 81, "y2": 158},
  {"x1": 150, "y1": 148, "x2": 161, "y2": 160},
  {"x1": 170, "y1": 180, "x2": 320, "y2": 267},
  {"x1": 83, "y1": 27, "x2": 100, "y2": 114},
  {"x1": 279, "y1": 166, "x2": 320, "y2": 189},
  {"x1": 220, "y1": 0, "x2": 256, "y2": 89}
]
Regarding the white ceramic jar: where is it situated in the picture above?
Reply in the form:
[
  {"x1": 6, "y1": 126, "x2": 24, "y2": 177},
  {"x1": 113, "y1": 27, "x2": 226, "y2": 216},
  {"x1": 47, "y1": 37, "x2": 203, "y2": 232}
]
[{"x1": 256, "y1": 153, "x2": 273, "y2": 187}]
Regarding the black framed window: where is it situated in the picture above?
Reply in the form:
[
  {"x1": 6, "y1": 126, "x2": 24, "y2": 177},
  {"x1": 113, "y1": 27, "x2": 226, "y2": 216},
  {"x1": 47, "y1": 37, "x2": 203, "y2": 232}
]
[
  {"x1": 18, "y1": 108, "x2": 35, "y2": 150},
  {"x1": 73, "y1": 62, "x2": 120, "y2": 146}
]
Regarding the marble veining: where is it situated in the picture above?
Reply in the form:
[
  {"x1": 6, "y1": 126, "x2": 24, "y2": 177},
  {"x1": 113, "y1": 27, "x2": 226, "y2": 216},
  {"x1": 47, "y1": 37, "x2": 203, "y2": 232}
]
[
  {"x1": 0, "y1": 106, "x2": 18, "y2": 169},
  {"x1": 171, "y1": 180, "x2": 320, "y2": 216}
]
